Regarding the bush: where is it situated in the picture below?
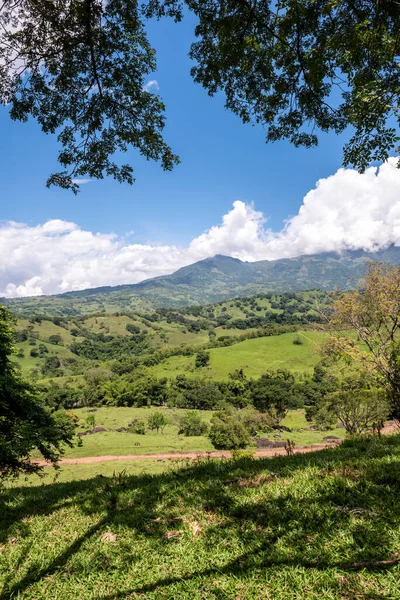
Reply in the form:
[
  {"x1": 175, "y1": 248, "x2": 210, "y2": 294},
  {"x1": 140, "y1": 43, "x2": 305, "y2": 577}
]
[
  {"x1": 30, "y1": 348, "x2": 39, "y2": 357},
  {"x1": 209, "y1": 412, "x2": 250, "y2": 450},
  {"x1": 86, "y1": 414, "x2": 96, "y2": 429},
  {"x1": 231, "y1": 449, "x2": 256, "y2": 460},
  {"x1": 293, "y1": 335, "x2": 303, "y2": 345},
  {"x1": 126, "y1": 323, "x2": 141, "y2": 334},
  {"x1": 178, "y1": 411, "x2": 208, "y2": 436},
  {"x1": 131, "y1": 421, "x2": 146, "y2": 435}
]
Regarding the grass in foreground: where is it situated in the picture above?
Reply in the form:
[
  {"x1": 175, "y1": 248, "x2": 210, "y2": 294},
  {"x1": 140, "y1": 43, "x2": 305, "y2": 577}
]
[{"x1": 1, "y1": 436, "x2": 399, "y2": 599}]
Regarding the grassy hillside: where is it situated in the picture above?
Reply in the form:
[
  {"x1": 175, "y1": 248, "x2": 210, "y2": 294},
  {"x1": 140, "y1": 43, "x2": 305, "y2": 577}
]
[
  {"x1": 10, "y1": 292, "x2": 328, "y2": 380},
  {"x1": 150, "y1": 330, "x2": 327, "y2": 380},
  {"x1": 2, "y1": 436, "x2": 399, "y2": 599}
]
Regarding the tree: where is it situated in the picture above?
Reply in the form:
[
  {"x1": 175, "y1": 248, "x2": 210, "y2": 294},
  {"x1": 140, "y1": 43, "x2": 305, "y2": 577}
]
[
  {"x1": 326, "y1": 262, "x2": 400, "y2": 420},
  {"x1": 195, "y1": 350, "x2": 210, "y2": 368},
  {"x1": 147, "y1": 411, "x2": 168, "y2": 433},
  {"x1": 0, "y1": 306, "x2": 76, "y2": 479},
  {"x1": 209, "y1": 411, "x2": 250, "y2": 450},
  {"x1": 48, "y1": 334, "x2": 63, "y2": 345},
  {"x1": 250, "y1": 371, "x2": 294, "y2": 426},
  {"x1": 313, "y1": 376, "x2": 390, "y2": 435},
  {"x1": 0, "y1": 0, "x2": 179, "y2": 193},
  {"x1": 42, "y1": 355, "x2": 62, "y2": 377},
  {"x1": 2, "y1": 1, "x2": 398, "y2": 192},
  {"x1": 178, "y1": 411, "x2": 208, "y2": 436}
]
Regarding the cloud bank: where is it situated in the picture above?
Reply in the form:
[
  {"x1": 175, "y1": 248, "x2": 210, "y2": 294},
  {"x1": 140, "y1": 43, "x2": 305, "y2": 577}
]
[{"x1": 2, "y1": 159, "x2": 400, "y2": 298}]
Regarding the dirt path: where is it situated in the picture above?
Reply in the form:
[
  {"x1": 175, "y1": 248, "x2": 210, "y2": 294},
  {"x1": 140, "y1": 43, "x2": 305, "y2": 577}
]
[
  {"x1": 34, "y1": 421, "x2": 399, "y2": 468},
  {"x1": 35, "y1": 443, "x2": 334, "y2": 467}
]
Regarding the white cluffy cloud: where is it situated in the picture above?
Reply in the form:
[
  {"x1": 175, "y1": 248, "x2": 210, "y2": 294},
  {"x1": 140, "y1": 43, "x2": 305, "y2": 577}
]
[
  {"x1": 2, "y1": 158, "x2": 400, "y2": 298},
  {"x1": 143, "y1": 79, "x2": 160, "y2": 93}
]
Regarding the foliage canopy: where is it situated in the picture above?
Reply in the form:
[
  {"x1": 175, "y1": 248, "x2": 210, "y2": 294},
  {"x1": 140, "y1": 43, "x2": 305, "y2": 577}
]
[
  {"x1": 327, "y1": 262, "x2": 400, "y2": 420},
  {"x1": 1, "y1": 1, "x2": 400, "y2": 191}
]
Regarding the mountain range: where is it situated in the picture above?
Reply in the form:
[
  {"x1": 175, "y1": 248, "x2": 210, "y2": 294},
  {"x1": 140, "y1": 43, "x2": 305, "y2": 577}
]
[{"x1": 4, "y1": 246, "x2": 400, "y2": 316}]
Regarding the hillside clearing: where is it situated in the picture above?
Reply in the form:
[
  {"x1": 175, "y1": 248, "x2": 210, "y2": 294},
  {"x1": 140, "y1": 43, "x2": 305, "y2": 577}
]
[{"x1": 150, "y1": 330, "x2": 327, "y2": 380}]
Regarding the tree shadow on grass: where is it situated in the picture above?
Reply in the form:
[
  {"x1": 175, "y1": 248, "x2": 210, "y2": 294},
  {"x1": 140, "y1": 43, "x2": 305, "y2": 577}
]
[{"x1": 1, "y1": 436, "x2": 400, "y2": 599}]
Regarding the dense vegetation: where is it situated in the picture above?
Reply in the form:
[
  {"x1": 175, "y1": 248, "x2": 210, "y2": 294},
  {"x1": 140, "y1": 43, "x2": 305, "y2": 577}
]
[
  {"x1": 0, "y1": 307, "x2": 76, "y2": 478},
  {"x1": 6, "y1": 278, "x2": 396, "y2": 453}
]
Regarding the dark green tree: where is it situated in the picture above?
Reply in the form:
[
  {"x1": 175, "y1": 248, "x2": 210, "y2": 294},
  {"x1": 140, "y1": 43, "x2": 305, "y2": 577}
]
[
  {"x1": 0, "y1": 306, "x2": 76, "y2": 479},
  {"x1": 195, "y1": 350, "x2": 210, "y2": 368},
  {"x1": 250, "y1": 370, "x2": 294, "y2": 426}
]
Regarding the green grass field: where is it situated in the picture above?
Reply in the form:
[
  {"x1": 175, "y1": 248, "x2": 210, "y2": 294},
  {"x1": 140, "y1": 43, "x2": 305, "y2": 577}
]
[
  {"x1": 29, "y1": 407, "x2": 344, "y2": 462},
  {"x1": 150, "y1": 330, "x2": 327, "y2": 380},
  {"x1": 56, "y1": 406, "x2": 216, "y2": 458},
  {"x1": 1, "y1": 436, "x2": 399, "y2": 599}
]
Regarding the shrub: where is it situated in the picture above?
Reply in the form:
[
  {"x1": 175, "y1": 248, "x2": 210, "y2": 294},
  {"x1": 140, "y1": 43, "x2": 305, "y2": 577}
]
[
  {"x1": 126, "y1": 323, "x2": 141, "y2": 334},
  {"x1": 231, "y1": 448, "x2": 255, "y2": 460},
  {"x1": 293, "y1": 335, "x2": 303, "y2": 345},
  {"x1": 131, "y1": 421, "x2": 146, "y2": 435},
  {"x1": 178, "y1": 411, "x2": 208, "y2": 436},
  {"x1": 209, "y1": 412, "x2": 250, "y2": 450},
  {"x1": 86, "y1": 414, "x2": 96, "y2": 429}
]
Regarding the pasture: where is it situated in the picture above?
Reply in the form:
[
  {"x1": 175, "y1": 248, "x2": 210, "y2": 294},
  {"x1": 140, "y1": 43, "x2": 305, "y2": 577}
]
[{"x1": 150, "y1": 330, "x2": 327, "y2": 380}]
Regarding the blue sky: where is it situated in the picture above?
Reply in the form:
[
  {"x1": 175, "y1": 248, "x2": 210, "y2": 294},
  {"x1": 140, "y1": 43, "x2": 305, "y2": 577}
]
[{"x1": 1, "y1": 12, "x2": 346, "y2": 245}]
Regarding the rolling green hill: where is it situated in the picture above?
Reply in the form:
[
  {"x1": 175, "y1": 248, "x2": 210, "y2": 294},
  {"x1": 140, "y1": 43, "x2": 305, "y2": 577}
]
[
  {"x1": 150, "y1": 330, "x2": 326, "y2": 380},
  {"x1": 4, "y1": 246, "x2": 400, "y2": 316},
  {"x1": 11, "y1": 292, "x2": 326, "y2": 379}
]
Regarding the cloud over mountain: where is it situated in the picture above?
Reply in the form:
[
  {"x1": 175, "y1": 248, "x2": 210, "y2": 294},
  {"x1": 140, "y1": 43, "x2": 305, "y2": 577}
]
[{"x1": 2, "y1": 159, "x2": 400, "y2": 298}]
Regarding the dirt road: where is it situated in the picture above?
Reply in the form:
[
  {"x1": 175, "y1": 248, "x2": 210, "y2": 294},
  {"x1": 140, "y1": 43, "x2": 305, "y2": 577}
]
[
  {"x1": 35, "y1": 443, "x2": 335, "y2": 467},
  {"x1": 34, "y1": 421, "x2": 399, "y2": 468}
]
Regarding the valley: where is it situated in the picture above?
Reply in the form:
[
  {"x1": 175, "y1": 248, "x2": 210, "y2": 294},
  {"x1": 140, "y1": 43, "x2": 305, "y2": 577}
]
[{"x1": 2, "y1": 259, "x2": 400, "y2": 600}]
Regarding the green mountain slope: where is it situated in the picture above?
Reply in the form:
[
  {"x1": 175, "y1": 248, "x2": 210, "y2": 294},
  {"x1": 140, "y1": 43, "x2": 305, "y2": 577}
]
[{"x1": 4, "y1": 246, "x2": 400, "y2": 316}]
